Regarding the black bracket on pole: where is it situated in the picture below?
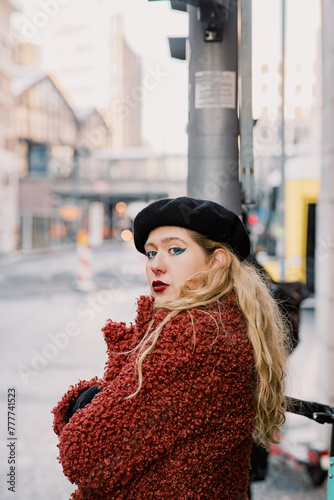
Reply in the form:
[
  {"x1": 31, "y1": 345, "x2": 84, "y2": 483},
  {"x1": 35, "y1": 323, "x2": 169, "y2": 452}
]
[
  {"x1": 149, "y1": 0, "x2": 230, "y2": 42},
  {"x1": 198, "y1": 0, "x2": 227, "y2": 42}
]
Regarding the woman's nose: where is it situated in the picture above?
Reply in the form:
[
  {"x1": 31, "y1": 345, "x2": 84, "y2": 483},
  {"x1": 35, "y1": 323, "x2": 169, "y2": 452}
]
[{"x1": 150, "y1": 255, "x2": 167, "y2": 276}]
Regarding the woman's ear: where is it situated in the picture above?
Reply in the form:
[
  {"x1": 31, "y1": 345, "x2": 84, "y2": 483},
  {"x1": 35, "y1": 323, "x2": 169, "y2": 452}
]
[{"x1": 211, "y1": 248, "x2": 227, "y2": 268}]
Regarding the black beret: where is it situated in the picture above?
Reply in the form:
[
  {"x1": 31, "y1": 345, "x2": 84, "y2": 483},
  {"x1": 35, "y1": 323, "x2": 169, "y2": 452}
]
[{"x1": 133, "y1": 197, "x2": 250, "y2": 260}]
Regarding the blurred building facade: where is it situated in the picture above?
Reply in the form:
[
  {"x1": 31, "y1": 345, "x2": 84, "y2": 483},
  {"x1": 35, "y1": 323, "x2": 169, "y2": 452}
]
[
  {"x1": 0, "y1": 0, "x2": 18, "y2": 253},
  {"x1": 11, "y1": 44, "x2": 186, "y2": 251},
  {"x1": 4, "y1": 22, "x2": 186, "y2": 253},
  {"x1": 7, "y1": 0, "x2": 186, "y2": 252},
  {"x1": 13, "y1": 72, "x2": 110, "y2": 250},
  {"x1": 53, "y1": 147, "x2": 187, "y2": 244},
  {"x1": 43, "y1": 9, "x2": 141, "y2": 149}
]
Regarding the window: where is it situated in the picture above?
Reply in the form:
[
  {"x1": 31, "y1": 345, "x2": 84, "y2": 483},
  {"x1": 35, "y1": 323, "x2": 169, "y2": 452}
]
[
  {"x1": 295, "y1": 106, "x2": 302, "y2": 118},
  {"x1": 261, "y1": 106, "x2": 268, "y2": 118},
  {"x1": 28, "y1": 143, "x2": 49, "y2": 175}
]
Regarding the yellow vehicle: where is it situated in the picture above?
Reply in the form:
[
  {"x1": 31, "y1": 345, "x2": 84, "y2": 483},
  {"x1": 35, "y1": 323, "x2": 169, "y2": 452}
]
[{"x1": 285, "y1": 156, "x2": 319, "y2": 292}]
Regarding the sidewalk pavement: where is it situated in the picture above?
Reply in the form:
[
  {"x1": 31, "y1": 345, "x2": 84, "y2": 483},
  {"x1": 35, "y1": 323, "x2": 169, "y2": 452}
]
[{"x1": 251, "y1": 454, "x2": 327, "y2": 499}]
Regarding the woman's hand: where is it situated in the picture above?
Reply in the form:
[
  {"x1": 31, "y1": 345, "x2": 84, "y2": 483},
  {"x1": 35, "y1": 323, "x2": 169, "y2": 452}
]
[{"x1": 65, "y1": 386, "x2": 101, "y2": 423}]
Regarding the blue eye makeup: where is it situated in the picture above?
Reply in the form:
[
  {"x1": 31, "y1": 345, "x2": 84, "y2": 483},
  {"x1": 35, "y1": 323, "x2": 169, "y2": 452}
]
[
  {"x1": 144, "y1": 247, "x2": 187, "y2": 259},
  {"x1": 145, "y1": 250, "x2": 157, "y2": 260},
  {"x1": 169, "y1": 247, "x2": 187, "y2": 256}
]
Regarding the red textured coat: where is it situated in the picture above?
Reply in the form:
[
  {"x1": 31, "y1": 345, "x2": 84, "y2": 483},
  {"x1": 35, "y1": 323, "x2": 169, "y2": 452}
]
[{"x1": 52, "y1": 293, "x2": 255, "y2": 500}]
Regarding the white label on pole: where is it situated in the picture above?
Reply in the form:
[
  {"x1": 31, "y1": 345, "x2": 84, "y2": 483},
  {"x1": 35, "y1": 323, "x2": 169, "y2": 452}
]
[
  {"x1": 194, "y1": 71, "x2": 236, "y2": 109},
  {"x1": 89, "y1": 202, "x2": 104, "y2": 247}
]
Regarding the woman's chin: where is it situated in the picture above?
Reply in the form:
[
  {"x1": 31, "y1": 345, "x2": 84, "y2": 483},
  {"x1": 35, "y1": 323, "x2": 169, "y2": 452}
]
[
  {"x1": 153, "y1": 295, "x2": 167, "y2": 307},
  {"x1": 152, "y1": 290, "x2": 175, "y2": 307}
]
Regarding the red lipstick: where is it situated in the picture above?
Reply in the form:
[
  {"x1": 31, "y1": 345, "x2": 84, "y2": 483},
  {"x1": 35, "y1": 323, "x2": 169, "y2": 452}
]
[{"x1": 152, "y1": 280, "x2": 169, "y2": 292}]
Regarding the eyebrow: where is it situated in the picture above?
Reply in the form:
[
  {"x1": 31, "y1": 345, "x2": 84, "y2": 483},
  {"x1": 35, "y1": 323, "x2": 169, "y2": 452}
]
[{"x1": 144, "y1": 236, "x2": 187, "y2": 249}]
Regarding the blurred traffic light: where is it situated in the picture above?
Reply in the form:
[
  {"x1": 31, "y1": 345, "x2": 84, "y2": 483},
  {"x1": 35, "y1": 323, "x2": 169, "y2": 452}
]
[{"x1": 248, "y1": 214, "x2": 259, "y2": 226}]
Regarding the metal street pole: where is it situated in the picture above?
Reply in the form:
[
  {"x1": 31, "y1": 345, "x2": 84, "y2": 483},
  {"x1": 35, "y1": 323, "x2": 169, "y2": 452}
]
[
  {"x1": 240, "y1": 0, "x2": 255, "y2": 206},
  {"x1": 278, "y1": 0, "x2": 286, "y2": 279},
  {"x1": 187, "y1": 2, "x2": 241, "y2": 215}
]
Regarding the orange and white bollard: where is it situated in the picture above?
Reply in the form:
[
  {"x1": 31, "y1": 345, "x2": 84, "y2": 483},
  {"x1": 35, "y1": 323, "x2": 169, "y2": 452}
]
[{"x1": 74, "y1": 230, "x2": 96, "y2": 291}]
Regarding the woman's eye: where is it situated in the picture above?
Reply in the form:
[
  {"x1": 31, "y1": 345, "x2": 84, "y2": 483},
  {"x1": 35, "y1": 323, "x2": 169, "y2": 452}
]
[
  {"x1": 169, "y1": 247, "x2": 187, "y2": 256},
  {"x1": 145, "y1": 250, "x2": 157, "y2": 260}
]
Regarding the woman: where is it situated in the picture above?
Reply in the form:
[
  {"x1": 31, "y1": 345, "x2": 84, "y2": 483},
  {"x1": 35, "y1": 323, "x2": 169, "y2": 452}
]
[{"x1": 52, "y1": 197, "x2": 288, "y2": 500}]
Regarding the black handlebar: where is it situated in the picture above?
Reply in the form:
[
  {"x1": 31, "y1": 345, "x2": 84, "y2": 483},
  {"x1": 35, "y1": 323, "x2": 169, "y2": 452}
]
[{"x1": 286, "y1": 396, "x2": 334, "y2": 424}]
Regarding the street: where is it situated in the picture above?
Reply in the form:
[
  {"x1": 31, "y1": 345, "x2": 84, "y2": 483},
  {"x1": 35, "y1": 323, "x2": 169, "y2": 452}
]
[{"x1": 0, "y1": 241, "x2": 329, "y2": 500}]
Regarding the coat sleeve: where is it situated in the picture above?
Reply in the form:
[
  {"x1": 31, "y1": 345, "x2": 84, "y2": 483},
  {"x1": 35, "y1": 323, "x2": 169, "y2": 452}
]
[
  {"x1": 52, "y1": 296, "x2": 153, "y2": 437},
  {"x1": 52, "y1": 377, "x2": 102, "y2": 436},
  {"x1": 56, "y1": 306, "x2": 255, "y2": 499}
]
